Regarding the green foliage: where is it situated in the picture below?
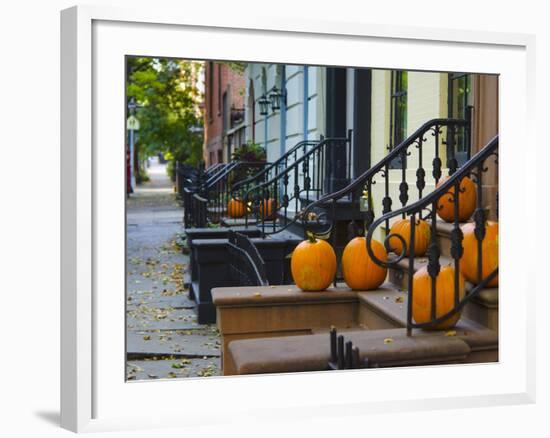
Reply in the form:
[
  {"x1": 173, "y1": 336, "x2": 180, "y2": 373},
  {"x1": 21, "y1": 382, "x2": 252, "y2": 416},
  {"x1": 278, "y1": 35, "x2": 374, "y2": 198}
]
[
  {"x1": 229, "y1": 141, "x2": 267, "y2": 186},
  {"x1": 231, "y1": 140, "x2": 266, "y2": 163},
  {"x1": 126, "y1": 57, "x2": 204, "y2": 167},
  {"x1": 166, "y1": 159, "x2": 176, "y2": 182},
  {"x1": 225, "y1": 62, "x2": 247, "y2": 74}
]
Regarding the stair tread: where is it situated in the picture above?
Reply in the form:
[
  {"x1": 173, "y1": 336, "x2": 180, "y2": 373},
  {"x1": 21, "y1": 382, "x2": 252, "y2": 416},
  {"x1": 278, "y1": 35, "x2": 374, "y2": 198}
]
[
  {"x1": 229, "y1": 324, "x2": 493, "y2": 375},
  {"x1": 389, "y1": 254, "x2": 498, "y2": 307},
  {"x1": 357, "y1": 284, "x2": 497, "y2": 351},
  {"x1": 427, "y1": 218, "x2": 473, "y2": 236},
  {"x1": 220, "y1": 216, "x2": 258, "y2": 227},
  {"x1": 392, "y1": 253, "x2": 453, "y2": 272}
]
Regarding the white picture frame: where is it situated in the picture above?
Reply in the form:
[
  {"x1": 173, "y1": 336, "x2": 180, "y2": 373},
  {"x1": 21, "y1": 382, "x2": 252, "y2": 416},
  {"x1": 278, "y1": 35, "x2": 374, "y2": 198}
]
[{"x1": 61, "y1": 4, "x2": 536, "y2": 433}]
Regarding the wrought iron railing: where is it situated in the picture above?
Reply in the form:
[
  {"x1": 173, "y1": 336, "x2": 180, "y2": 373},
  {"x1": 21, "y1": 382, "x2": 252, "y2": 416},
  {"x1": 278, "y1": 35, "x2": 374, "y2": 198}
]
[
  {"x1": 242, "y1": 131, "x2": 353, "y2": 237},
  {"x1": 301, "y1": 118, "x2": 471, "y2": 239},
  {"x1": 227, "y1": 230, "x2": 269, "y2": 286},
  {"x1": 328, "y1": 327, "x2": 364, "y2": 370},
  {"x1": 185, "y1": 160, "x2": 268, "y2": 227},
  {"x1": 175, "y1": 162, "x2": 200, "y2": 198},
  {"x1": 230, "y1": 139, "x2": 319, "y2": 200},
  {"x1": 205, "y1": 162, "x2": 228, "y2": 179},
  {"x1": 364, "y1": 135, "x2": 498, "y2": 335}
]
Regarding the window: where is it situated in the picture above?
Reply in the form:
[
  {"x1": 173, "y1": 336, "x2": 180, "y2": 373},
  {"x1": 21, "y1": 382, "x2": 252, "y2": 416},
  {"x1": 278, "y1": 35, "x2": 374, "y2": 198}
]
[
  {"x1": 389, "y1": 70, "x2": 408, "y2": 167},
  {"x1": 217, "y1": 63, "x2": 222, "y2": 116},
  {"x1": 222, "y1": 91, "x2": 228, "y2": 134},
  {"x1": 448, "y1": 73, "x2": 472, "y2": 165},
  {"x1": 208, "y1": 61, "x2": 214, "y2": 123}
]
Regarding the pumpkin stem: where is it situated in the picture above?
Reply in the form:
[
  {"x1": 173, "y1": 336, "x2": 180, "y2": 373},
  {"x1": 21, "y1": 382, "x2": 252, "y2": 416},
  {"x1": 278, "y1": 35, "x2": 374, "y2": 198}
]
[{"x1": 306, "y1": 230, "x2": 317, "y2": 243}]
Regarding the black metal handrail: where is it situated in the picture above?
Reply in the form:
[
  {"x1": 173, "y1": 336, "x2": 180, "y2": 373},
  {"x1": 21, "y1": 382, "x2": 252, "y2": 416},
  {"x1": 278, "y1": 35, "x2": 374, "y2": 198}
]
[
  {"x1": 365, "y1": 135, "x2": 498, "y2": 334},
  {"x1": 242, "y1": 131, "x2": 353, "y2": 237},
  {"x1": 300, "y1": 118, "x2": 471, "y2": 239},
  {"x1": 205, "y1": 162, "x2": 227, "y2": 179},
  {"x1": 189, "y1": 160, "x2": 269, "y2": 227},
  {"x1": 231, "y1": 139, "x2": 319, "y2": 199},
  {"x1": 227, "y1": 230, "x2": 269, "y2": 286},
  {"x1": 204, "y1": 161, "x2": 241, "y2": 188}
]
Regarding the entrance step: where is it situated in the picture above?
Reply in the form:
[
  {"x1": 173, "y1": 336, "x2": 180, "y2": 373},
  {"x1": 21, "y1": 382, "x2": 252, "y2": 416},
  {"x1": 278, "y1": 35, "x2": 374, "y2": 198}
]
[
  {"x1": 212, "y1": 283, "x2": 358, "y2": 370},
  {"x1": 429, "y1": 219, "x2": 470, "y2": 259},
  {"x1": 385, "y1": 241, "x2": 498, "y2": 332},
  {"x1": 220, "y1": 216, "x2": 258, "y2": 227},
  {"x1": 188, "y1": 232, "x2": 302, "y2": 324},
  {"x1": 213, "y1": 282, "x2": 497, "y2": 375},
  {"x1": 226, "y1": 322, "x2": 497, "y2": 375},
  {"x1": 357, "y1": 284, "x2": 498, "y2": 336}
]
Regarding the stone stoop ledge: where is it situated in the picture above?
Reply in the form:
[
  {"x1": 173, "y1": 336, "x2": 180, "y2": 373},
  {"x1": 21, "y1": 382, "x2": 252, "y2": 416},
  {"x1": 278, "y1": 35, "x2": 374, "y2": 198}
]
[
  {"x1": 212, "y1": 284, "x2": 360, "y2": 371},
  {"x1": 214, "y1": 282, "x2": 498, "y2": 374},
  {"x1": 184, "y1": 226, "x2": 261, "y2": 243},
  {"x1": 188, "y1": 232, "x2": 302, "y2": 324},
  {"x1": 386, "y1": 249, "x2": 498, "y2": 332},
  {"x1": 226, "y1": 327, "x2": 481, "y2": 376},
  {"x1": 212, "y1": 284, "x2": 357, "y2": 307}
]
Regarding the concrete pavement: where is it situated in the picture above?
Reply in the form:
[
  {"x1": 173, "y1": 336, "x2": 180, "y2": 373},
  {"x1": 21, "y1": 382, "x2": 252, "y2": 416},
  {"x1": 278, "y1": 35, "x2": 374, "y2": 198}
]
[{"x1": 125, "y1": 158, "x2": 221, "y2": 380}]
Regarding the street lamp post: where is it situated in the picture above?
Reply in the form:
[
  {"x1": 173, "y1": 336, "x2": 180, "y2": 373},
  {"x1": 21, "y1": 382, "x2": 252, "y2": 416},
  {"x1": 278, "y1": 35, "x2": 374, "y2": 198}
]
[{"x1": 127, "y1": 98, "x2": 140, "y2": 193}]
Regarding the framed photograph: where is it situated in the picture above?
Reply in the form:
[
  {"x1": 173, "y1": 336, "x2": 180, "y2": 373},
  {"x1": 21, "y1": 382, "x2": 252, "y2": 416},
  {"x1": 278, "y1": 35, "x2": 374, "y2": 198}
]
[{"x1": 61, "y1": 4, "x2": 536, "y2": 433}]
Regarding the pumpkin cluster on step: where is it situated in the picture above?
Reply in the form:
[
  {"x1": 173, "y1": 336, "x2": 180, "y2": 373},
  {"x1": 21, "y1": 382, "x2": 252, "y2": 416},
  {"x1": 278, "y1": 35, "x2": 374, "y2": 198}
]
[
  {"x1": 227, "y1": 197, "x2": 276, "y2": 219},
  {"x1": 290, "y1": 174, "x2": 498, "y2": 331},
  {"x1": 291, "y1": 232, "x2": 388, "y2": 293}
]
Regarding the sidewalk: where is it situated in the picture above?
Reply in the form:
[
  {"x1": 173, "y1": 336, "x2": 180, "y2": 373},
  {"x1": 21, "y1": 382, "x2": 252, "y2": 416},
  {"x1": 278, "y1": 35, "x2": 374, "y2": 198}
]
[{"x1": 126, "y1": 158, "x2": 221, "y2": 380}]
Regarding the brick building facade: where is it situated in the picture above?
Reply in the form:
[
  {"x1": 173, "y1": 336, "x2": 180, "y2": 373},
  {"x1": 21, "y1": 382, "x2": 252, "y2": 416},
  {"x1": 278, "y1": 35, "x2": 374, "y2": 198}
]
[{"x1": 203, "y1": 62, "x2": 246, "y2": 166}]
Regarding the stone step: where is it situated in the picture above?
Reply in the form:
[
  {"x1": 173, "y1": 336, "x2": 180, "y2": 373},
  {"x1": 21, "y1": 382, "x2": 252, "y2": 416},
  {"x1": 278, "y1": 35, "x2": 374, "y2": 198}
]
[
  {"x1": 385, "y1": 249, "x2": 498, "y2": 331},
  {"x1": 226, "y1": 322, "x2": 497, "y2": 375},
  {"x1": 429, "y1": 219, "x2": 471, "y2": 259},
  {"x1": 357, "y1": 283, "x2": 498, "y2": 333},
  {"x1": 387, "y1": 253, "x2": 453, "y2": 291},
  {"x1": 220, "y1": 216, "x2": 258, "y2": 227}
]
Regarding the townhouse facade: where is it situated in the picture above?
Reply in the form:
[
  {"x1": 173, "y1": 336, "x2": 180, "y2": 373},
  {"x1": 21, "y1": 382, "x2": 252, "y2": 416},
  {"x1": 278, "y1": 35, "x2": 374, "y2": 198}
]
[
  {"x1": 238, "y1": 63, "x2": 498, "y2": 219},
  {"x1": 201, "y1": 61, "x2": 498, "y2": 227},
  {"x1": 203, "y1": 62, "x2": 247, "y2": 166}
]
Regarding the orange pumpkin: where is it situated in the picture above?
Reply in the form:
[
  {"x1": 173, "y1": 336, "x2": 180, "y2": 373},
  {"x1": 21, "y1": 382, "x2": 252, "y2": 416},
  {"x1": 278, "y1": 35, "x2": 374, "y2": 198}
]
[
  {"x1": 437, "y1": 176, "x2": 477, "y2": 223},
  {"x1": 291, "y1": 235, "x2": 337, "y2": 291},
  {"x1": 388, "y1": 218, "x2": 431, "y2": 256},
  {"x1": 259, "y1": 198, "x2": 276, "y2": 219},
  {"x1": 460, "y1": 221, "x2": 499, "y2": 287},
  {"x1": 342, "y1": 237, "x2": 387, "y2": 290},
  {"x1": 412, "y1": 265, "x2": 465, "y2": 330},
  {"x1": 227, "y1": 198, "x2": 246, "y2": 218}
]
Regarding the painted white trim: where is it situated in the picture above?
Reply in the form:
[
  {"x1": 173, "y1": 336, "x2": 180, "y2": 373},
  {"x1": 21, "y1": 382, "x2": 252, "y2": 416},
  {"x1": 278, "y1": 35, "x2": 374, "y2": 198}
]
[
  {"x1": 60, "y1": 4, "x2": 536, "y2": 432},
  {"x1": 60, "y1": 5, "x2": 93, "y2": 432}
]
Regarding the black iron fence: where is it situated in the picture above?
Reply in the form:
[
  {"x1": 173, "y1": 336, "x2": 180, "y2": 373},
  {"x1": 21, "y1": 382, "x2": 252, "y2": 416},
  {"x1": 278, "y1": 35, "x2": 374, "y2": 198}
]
[
  {"x1": 242, "y1": 131, "x2": 353, "y2": 237},
  {"x1": 227, "y1": 230, "x2": 269, "y2": 287},
  {"x1": 231, "y1": 139, "x2": 319, "y2": 200},
  {"x1": 301, "y1": 118, "x2": 471, "y2": 242},
  {"x1": 297, "y1": 117, "x2": 499, "y2": 335},
  {"x1": 365, "y1": 135, "x2": 498, "y2": 335},
  {"x1": 183, "y1": 160, "x2": 268, "y2": 228},
  {"x1": 204, "y1": 161, "x2": 268, "y2": 224}
]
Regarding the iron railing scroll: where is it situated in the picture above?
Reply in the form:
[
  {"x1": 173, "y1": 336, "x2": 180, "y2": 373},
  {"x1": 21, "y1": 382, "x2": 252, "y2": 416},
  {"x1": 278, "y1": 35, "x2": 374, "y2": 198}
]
[
  {"x1": 365, "y1": 135, "x2": 498, "y2": 335},
  {"x1": 300, "y1": 118, "x2": 471, "y2": 266}
]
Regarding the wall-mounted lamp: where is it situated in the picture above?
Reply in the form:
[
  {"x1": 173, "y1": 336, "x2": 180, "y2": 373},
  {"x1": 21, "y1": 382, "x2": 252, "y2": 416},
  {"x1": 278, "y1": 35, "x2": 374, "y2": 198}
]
[
  {"x1": 258, "y1": 94, "x2": 270, "y2": 116},
  {"x1": 269, "y1": 86, "x2": 285, "y2": 111}
]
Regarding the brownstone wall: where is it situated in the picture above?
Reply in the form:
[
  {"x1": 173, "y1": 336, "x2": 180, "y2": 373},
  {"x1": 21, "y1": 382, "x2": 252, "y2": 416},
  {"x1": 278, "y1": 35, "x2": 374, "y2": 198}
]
[
  {"x1": 472, "y1": 74, "x2": 499, "y2": 220},
  {"x1": 203, "y1": 62, "x2": 246, "y2": 166}
]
